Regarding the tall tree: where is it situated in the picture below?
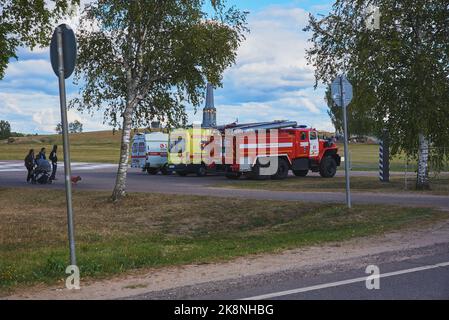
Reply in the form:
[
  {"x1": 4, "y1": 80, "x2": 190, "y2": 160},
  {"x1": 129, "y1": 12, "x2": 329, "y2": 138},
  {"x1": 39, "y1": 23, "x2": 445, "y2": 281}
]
[
  {"x1": 55, "y1": 123, "x2": 63, "y2": 134},
  {"x1": 69, "y1": 120, "x2": 83, "y2": 133},
  {"x1": 304, "y1": 0, "x2": 449, "y2": 189},
  {"x1": 0, "y1": 120, "x2": 11, "y2": 139},
  {"x1": 324, "y1": 88, "x2": 377, "y2": 137},
  {"x1": 71, "y1": 0, "x2": 248, "y2": 201},
  {"x1": 0, "y1": 0, "x2": 79, "y2": 79}
]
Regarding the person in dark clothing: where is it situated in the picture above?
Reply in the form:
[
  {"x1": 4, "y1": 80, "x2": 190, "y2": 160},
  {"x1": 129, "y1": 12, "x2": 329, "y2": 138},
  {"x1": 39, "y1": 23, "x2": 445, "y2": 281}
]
[
  {"x1": 37, "y1": 147, "x2": 46, "y2": 161},
  {"x1": 24, "y1": 149, "x2": 35, "y2": 183},
  {"x1": 49, "y1": 145, "x2": 58, "y2": 180}
]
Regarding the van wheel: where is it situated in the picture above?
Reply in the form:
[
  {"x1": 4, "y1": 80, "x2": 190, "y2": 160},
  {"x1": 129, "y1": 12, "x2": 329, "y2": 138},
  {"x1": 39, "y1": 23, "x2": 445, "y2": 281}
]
[
  {"x1": 160, "y1": 165, "x2": 171, "y2": 175},
  {"x1": 147, "y1": 168, "x2": 159, "y2": 175},
  {"x1": 319, "y1": 156, "x2": 337, "y2": 178},
  {"x1": 293, "y1": 169, "x2": 308, "y2": 177},
  {"x1": 272, "y1": 158, "x2": 289, "y2": 180},
  {"x1": 196, "y1": 165, "x2": 207, "y2": 177}
]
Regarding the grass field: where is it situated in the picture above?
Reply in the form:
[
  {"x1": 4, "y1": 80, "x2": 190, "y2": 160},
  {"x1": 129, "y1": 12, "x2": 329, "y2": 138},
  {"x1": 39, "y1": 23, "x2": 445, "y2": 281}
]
[
  {"x1": 0, "y1": 188, "x2": 447, "y2": 294},
  {"x1": 339, "y1": 143, "x2": 409, "y2": 171},
  {"x1": 0, "y1": 131, "x2": 121, "y2": 163},
  {"x1": 215, "y1": 174, "x2": 449, "y2": 195}
]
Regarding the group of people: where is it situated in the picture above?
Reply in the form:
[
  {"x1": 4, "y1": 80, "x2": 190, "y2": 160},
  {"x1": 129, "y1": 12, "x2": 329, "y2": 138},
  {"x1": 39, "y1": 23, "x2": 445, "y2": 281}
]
[{"x1": 24, "y1": 145, "x2": 58, "y2": 183}]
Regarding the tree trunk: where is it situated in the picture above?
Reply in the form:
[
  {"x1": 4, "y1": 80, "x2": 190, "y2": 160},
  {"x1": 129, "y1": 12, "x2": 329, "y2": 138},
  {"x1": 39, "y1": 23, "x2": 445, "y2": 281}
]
[
  {"x1": 416, "y1": 133, "x2": 430, "y2": 190},
  {"x1": 111, "y1": 105, "x2": 134, "y2": 201}
]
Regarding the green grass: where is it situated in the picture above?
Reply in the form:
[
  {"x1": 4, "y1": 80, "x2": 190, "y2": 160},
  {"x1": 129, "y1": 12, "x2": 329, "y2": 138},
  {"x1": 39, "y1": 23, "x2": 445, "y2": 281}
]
[
  {"x1": 0, "y1": 187, "x2": 447, "y2": 294},
  {"x1": 341, "y1": 143, "x2": 409, "y2": 171},
  {"x1": 0, "y1": 131, "x2": 121, "y2": 163},
  {"x1": 215, "y1": 174, "x2": 449, "y2": 195},
  {"x1": 340, "y1": 143, "x2": 449, "y2": 172}
]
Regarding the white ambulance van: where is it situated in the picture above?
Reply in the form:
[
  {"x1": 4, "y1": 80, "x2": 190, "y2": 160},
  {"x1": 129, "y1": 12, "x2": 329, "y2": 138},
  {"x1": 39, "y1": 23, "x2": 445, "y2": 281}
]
[{"x1": 131, "y1": 132, "x2": 171, "y2": 175}]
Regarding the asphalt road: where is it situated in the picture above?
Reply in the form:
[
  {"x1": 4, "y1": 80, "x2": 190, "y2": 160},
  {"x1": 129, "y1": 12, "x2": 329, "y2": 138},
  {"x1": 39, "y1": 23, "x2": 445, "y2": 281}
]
[
  {"x1": 1, "y1": 160, "x2": 449, "y2": 209},
  {"x1": 128, "y1": 243, "x2": 449, "y2": 300}
]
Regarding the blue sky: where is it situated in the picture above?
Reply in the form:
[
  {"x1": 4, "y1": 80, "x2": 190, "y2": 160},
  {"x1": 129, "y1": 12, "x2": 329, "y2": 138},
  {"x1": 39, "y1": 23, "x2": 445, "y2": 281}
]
[{"x1": 0, "y1": 0, "x2": 335, "y2": 134}]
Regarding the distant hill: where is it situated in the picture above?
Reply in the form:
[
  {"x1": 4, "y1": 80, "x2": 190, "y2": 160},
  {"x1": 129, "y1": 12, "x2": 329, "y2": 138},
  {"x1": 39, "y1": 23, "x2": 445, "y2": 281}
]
[{"x1": 0, "y1": 130, "x2": 122, "y2": 163}]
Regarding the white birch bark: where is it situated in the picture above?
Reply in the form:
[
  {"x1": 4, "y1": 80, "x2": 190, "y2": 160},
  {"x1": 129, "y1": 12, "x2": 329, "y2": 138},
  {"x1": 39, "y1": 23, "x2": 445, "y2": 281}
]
[
  {"x1": 111, "y1": 104, "x2": 134, "y2": 201},
  {"x1": 112, "y1": 64, "x2": 137, "y2": 201},
  {"x1": 416, "y1": 133, "x2": 430, "y2": 190}
]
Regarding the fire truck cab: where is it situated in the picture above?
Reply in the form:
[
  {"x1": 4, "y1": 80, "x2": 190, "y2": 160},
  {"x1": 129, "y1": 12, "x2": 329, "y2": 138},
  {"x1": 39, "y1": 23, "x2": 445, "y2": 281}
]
[{"x1": 284, "y1": 127, "x2": 340, "y2": 178}]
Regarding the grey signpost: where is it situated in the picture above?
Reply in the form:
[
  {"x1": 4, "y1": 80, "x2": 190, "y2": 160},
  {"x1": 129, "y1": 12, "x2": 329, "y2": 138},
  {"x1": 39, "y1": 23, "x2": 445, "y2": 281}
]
[
  {"x1": 331, "y1": 75, "x2": 353, "y2": 208},
  {"x1": 50, "y1": 24, "x2": 77, "y2": 266}
]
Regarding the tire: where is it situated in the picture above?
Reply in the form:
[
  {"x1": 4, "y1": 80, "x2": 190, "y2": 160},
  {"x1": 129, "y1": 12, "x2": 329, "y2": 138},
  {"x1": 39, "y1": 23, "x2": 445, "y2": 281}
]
[
  {"x1": 225, "y1": 172, "x2": 241, "y2": 180},
  {"x1": 160, "y1": 165, "x2": 171, "y2": 175},
  {"x1": 196, "y1": 164, "x2": 207, "y2": 177},
  {"x1": 147, "y1": 167, "x2": 159, "y2": 175},
  {"x1": 251, "y1": 160, "x2": 271, "y2": 180},
  {"x1": 272, "y1": 158, "x2": 289, "y2": 180},
  {"x1": 177, "y1": 171, "x2": 187, "y2": 177},
  {"x1": 319, "y1": 156, "x2": 337, "y2": 178},
  {"x1": 293, "y1": 169, "x2": 308, "y2": 177}
]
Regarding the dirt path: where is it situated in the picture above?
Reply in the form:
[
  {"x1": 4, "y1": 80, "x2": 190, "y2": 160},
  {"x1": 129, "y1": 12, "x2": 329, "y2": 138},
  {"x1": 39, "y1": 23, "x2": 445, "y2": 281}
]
[{"x1": 5, "y1": 217, "x2": 449, "y2": 300}]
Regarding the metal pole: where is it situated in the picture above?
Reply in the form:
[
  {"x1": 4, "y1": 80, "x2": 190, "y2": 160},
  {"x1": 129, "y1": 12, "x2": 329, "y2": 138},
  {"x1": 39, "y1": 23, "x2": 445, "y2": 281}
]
[
  {"x1": 57, "y1": 27, "x2": 77, "y2": 266},
  {"x1": 341, "y1": 77, "x2": 351, "y2": 208}
]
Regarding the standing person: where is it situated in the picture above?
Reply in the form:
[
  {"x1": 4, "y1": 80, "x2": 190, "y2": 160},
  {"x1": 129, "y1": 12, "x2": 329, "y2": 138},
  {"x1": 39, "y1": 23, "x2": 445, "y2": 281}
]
[
  {"x1": 37, "y1": 147, "x2": 46, "y2": 160},
  {"x1": 24, "y1": 149, "x2": 35, "y2": 183},
  {"x1": 49, "y1": 145, "x2": 58, "y2": 180}
]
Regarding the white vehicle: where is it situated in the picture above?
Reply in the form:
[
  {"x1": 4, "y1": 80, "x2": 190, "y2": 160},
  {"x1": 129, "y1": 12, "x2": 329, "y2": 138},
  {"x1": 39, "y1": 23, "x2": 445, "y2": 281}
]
[{"x1": 131, "y1": 132, "x2": 171, "y2": 175}]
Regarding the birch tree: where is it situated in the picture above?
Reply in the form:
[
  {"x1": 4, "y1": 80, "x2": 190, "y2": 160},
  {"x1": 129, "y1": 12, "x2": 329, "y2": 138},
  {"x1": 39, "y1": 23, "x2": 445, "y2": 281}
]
[
  {"x1": 304, "y1": 0, "x2": 449, "y2": 189},
  {"x1": 71, "y1": 0, "x2": 248, "y2": 200}
]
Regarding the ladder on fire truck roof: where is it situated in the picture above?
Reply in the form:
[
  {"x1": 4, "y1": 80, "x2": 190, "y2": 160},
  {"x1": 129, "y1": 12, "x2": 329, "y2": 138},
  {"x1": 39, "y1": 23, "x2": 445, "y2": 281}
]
[{"x1": 219, "y1": 120, "x2": 299, "y2": 132}]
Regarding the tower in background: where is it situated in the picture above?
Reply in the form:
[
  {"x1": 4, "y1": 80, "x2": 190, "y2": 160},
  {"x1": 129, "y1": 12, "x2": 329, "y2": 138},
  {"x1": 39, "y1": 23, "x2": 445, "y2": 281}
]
[{"x1": 202, "y1": 83, "x2": 217, "y2": 128}]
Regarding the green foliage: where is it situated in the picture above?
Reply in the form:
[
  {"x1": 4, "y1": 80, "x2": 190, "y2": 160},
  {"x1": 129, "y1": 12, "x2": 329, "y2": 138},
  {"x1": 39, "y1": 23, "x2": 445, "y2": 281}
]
[
  {"x1": 325, "y1": 88, "x2": 377, "y2": 136},
  {"x1": 55, "y1": 120, "x2": 83, "y2": 134},
  {"x1": 0, "y1": 0, "x2": 79, "y2": 79},
  {"x1": 0, "y1": 120, "x2": 11, "y2": 139},
  {"x1": 304, "y1": 0, "x2": 449, "y2": 165},
  {"x1": 70, "y1": 0, "x2": 248, "y2": 129},
  {"x1": 55, "y1": 123, "x2": 62, "y2": 134},
  {"x1": 69, "y1": 120, "x2": 83, "y2": 133}
]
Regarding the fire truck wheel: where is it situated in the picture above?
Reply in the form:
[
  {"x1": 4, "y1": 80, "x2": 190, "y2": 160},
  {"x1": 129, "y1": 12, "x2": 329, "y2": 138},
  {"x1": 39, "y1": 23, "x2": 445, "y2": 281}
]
[
  {"x1": 293, "y1": 169, "x2": 308, "y2": 177},
  {"x1": 251, "y1": 163, "x2": 271, "y2": 180},
  {"x1": 272, "y1": 158, "x2": 289, "y2": 180},
  {"x1": 147, "y1": 168, "x2": 159, "y2": 175},
  {"x1": 319, "y1": 156, "x2": 337, "y2": 178},
  {"x1": 196, "y1": 165, "x2": 207, "y2": 177}
]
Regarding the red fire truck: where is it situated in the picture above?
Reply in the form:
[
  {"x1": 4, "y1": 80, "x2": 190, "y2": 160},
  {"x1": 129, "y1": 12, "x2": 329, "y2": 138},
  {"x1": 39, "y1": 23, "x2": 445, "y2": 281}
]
[{"x1": 219, "y1": 121, "x2": 341, "y2": 180}]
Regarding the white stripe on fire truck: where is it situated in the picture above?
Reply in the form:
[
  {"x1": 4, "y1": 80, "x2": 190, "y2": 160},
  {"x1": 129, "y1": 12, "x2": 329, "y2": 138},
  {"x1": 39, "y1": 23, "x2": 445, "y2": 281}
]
[{"x1": 239, "y1": 143, "x2": 293, "y2": 149}]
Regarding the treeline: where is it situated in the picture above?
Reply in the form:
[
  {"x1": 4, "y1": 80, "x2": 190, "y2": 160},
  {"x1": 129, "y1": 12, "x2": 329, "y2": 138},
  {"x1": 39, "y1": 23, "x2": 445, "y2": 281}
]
[
  {"x1": 0, "y1": 120, "x2": 28, "y2": 140},
  {"x1": 0, "y1": 120, "x2": 84, "y2": 140}
]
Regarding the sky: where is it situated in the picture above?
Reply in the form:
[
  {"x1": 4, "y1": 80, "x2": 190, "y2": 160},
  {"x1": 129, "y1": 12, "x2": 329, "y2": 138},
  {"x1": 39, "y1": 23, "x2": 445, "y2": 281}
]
[{"x1": 0, "y1": 0, "x2": 335, "y2": 134}]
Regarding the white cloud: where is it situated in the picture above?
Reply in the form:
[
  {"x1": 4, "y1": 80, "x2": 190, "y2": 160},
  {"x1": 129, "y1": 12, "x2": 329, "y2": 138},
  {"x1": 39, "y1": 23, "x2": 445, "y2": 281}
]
[
  {"x1": 5, "y1": 59, "x2": 52, "y2": 78},
  {"x1": 0, "y1": 92, "x2": 109, "y2": 133},
  {"x1": 224, "y1": 5, "x2": 314, "y2": 89},
  {"x1": 213, "y1": 4, "x2": 333, "y2": 131}
]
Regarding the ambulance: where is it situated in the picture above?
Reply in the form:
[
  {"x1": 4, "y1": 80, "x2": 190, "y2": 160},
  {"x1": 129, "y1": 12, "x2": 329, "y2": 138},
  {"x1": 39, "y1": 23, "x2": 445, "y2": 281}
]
[{"x1": 131, "y1": 132, "x2": 171, "y2": 175}]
